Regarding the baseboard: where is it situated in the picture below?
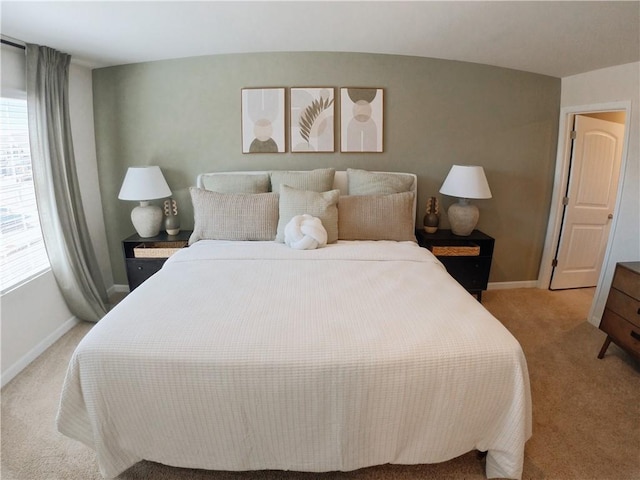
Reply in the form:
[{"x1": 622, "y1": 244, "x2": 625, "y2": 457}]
[
  {"x1": 1, "y1": 315, "x2": 80, "y2": 389},
  {"x1": 488, "y1": 280, "x2": 539, "y2": 290},
  {"x1": 588, "y1": 314, "x2": 601, "y2": 328},
  {"x1": 108, "y1": 284, "x2": 130, "y2": 296}
]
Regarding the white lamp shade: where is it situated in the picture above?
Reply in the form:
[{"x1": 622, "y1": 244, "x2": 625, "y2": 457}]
[
  {"x1": 439, "y1": 165, "x2": 492, "y2": 199},
  {"x1": 118, "y1": 166, "x2": 172, "y2": 201}
]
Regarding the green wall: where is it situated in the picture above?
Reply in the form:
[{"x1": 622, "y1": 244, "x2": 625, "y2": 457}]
[{"x1": 93, "y1": 52, "x2": 560, "y2": 285}]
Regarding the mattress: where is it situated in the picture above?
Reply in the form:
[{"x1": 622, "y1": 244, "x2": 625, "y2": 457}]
[{"x1": 57, "y1": 240, "x2": 532, "y2": 479}]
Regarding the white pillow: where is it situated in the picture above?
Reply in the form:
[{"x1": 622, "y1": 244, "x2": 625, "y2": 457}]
[{"x1": 284, "y1": 214, "x2": 327, "y2": 250}]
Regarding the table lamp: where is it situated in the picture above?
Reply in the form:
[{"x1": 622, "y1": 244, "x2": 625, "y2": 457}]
[
  {"x1": 439, "y1": 165, "x2": 492, "y2": 236},
  {"x1": 118, "y1": 166, "x2": 172, "y2": 237}
]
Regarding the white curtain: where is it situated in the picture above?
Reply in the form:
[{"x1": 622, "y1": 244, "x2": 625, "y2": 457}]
[{"x1": 26, "y1": 44, "x2": 108, "y2": 322}]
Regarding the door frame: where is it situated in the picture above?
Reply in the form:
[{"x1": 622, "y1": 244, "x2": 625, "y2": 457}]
[{"x1": 538, "y1": 101, "x2": 632, "y2": 292}]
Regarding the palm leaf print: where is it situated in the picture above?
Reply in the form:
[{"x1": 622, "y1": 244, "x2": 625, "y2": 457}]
[{"x1": 299, "y1": 96, "x2": 334, "y2": 143}]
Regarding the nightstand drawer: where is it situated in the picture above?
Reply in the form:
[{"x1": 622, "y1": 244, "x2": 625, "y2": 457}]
[
  {"x1": 600, "y1": 309, "x2": 640, "y2": 357},
  {"x1": 126, "y1": 258, "x2": 167, "y2": 291},
  {"x1": 439, "y1": 256, "x2": 492, "y2": 290}
]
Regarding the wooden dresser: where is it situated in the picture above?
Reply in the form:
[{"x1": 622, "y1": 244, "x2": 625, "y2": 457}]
[{"x1": 598, "y1": 261, "x2": 640, "y2": 359}]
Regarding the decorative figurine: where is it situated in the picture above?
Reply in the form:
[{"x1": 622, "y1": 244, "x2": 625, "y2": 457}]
[
  {"x1": 163, "y1": 198, "x2": 180, "y2": 235},
  {"x1": 423, "y1": 196, "x2": 440, "y2": 233}
]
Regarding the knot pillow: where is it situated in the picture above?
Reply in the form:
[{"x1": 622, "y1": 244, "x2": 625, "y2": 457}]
[{"x1": 284, "y1": 214, "x2": 327, "y2": 250}]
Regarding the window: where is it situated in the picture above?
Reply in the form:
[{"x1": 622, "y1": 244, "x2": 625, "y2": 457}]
[{"x1": 0, "y1": 97, "x2": 50, "y2": 292}]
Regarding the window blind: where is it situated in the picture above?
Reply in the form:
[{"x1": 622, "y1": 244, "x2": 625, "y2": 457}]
[{"x1": 0, "y1": 97, "x2": 50, "y2": 292}]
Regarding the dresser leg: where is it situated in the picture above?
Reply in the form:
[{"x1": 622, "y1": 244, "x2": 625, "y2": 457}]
[{"x1": 597, "y1": 336, "x2": 612, "y2": 359}]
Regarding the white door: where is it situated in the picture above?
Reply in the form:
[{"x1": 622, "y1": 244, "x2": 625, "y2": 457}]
[{"x1": 550, "y1": 115, "x2": 624, "y2": 290}]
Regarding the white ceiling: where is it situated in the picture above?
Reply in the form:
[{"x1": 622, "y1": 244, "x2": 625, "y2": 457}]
[{"x1": 1, "y1": 1, "x2": 639, "y2": 77}]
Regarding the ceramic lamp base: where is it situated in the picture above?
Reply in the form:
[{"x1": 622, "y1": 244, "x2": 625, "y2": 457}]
[
  {"x1": 131, "y1": 201, "x2": 163, "y2": 237},
  {"x1": 447, "y1": 199, "x2": 479, "y2": 236}
]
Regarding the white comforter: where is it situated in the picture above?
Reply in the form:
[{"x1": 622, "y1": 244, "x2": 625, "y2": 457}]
[{"x1": 57, "y1": 240, "x2": 532, "y2": 479}]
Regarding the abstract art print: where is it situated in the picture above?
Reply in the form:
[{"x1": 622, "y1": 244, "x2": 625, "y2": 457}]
[
  {"x1": 290, "y1": 87, "x2": 335, "y2": 152},
  {"x1": 241, "y1": 88, "x2": 285, "y2": 153},
  {"x1": 340, "y1": 88, "x2": 383, "y2": 153}
]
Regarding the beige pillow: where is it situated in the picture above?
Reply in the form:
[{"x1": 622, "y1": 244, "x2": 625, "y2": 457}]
[
  {"x1": 347, "y1": 168, "x2": 414, "y2": 195},
  {"x1": 338, "y1": 192, "x2": 416, "y2": 241},
  {"x1": 270, "y1": 168, "x2": 336, "y2": 193},
  {"x1": 276, "y1": 184, "x2": 339, "y2": 243},
  {"x1": 189, "y1": 188, "x2": 279, "y2": 244},
  {"x1": 201, "y1": 173, "x2": 270, "y2": 193}
]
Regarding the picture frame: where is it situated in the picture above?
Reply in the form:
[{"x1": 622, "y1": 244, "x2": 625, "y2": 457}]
[
  {"x1": 241, "y1": 87, "x2": 286, "y2": 153},
  {"x1": 290, "y1": 87, "x2": 335, "y2": 152},
  {"x1": 340, "y1": 87, "x2": 384, "y2": 153}
]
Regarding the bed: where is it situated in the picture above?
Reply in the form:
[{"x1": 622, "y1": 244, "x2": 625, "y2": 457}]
[{"x1": 56, "y1": 168, "x2": 532, "y2": 479}]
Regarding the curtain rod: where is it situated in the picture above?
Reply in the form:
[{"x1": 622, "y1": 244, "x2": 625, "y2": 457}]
[{"x1": 1, "y1": 38, "x2": 26, "y2": 50}]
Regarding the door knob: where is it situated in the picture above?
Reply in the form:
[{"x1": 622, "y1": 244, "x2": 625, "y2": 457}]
[{"x1": 608, "y1": 213, "x2": 614, "y2": 219}]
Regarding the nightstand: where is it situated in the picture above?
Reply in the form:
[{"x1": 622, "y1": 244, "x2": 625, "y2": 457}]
[
  {"x1": 122, "y1": 230, "x2": 192, "y2": 291},
  {"x1": 415, "y1": 229, "x2": 494, "y2": 302}
]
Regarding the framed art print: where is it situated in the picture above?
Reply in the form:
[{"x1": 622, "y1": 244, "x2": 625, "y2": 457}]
[
  {"x1": 241, "y1": 88, "x2": 285, "y2": 153},
  {"x1": 340, "y1": 87, "x2": 383, "y2": 153},
  {"x1": 290, "y1": 87, "x2": 335, "y2": 152}
]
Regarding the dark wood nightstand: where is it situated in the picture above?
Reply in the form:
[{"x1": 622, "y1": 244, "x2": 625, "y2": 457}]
[
  {"x1": 122, "y1": 230, "x2": 192, "y2": 291},
  {"x1": 415, "y1": 229, "x2": 495, "y2": 302}
]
